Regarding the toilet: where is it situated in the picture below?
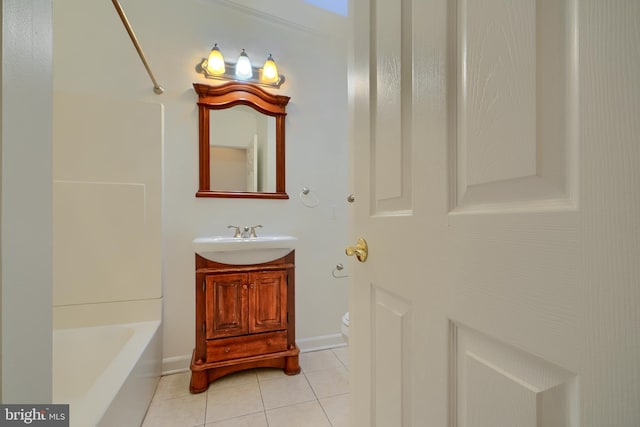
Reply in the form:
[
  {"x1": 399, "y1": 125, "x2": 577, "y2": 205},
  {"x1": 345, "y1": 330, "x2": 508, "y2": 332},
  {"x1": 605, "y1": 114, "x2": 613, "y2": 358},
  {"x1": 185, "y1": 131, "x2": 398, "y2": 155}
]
[{"x1": 341, "y1": 312, "x2": 350, "y2": 343}]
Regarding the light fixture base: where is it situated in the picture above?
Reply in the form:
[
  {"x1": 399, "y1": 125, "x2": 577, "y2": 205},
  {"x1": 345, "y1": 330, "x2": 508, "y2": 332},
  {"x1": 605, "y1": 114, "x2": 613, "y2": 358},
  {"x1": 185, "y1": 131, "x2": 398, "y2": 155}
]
[{"x1": 196, "y1": 59, "x2": 285, "y2": 89}]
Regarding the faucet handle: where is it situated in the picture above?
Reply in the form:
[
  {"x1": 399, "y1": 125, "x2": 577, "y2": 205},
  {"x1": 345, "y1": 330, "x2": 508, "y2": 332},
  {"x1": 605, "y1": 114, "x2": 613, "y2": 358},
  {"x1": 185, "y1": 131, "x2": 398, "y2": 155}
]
[
  {"x1": 227, "y1": 225, "x2": 241, "y2": 238},
  {"x1": 249, "y1": 225, "x2": 263, "y2": 238}
]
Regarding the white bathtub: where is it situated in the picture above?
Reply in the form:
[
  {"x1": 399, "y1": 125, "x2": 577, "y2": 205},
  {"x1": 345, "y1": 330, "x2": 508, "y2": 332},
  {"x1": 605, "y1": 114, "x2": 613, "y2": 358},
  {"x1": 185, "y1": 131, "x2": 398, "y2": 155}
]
[{"x1": 53, "y1": 321, "x2": 162, "y2": 427}]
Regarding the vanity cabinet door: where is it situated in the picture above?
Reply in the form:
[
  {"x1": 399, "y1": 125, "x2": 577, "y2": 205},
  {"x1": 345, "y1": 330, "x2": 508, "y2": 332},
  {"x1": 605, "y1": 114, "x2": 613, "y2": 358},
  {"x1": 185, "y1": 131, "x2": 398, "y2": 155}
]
[
  {"x1": 248, "y1": 270, "x2": 287, "y2": 334},
  {"x1": 205, "y1": 273, "x2": 249, "y2": 339}
]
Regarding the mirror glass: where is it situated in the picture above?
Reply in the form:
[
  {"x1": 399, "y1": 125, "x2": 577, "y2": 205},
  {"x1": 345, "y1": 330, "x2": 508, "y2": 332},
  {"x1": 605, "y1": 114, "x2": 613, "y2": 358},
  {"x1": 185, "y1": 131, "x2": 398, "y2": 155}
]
[
  {"x1": 209, "y1": 106, "x2": 276, "y2": 193},
  {"x1": 194, "y1": 82, "x2": 290, "y2": 199}
]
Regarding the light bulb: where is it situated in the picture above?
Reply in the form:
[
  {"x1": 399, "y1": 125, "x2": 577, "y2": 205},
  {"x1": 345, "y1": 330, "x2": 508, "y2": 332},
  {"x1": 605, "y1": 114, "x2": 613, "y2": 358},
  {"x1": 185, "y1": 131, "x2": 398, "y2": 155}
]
[
  {"x1": 235, "y1": 49, "x2": 253, "y2": 79},
  {"x1": 205, "y1": 44, "x2": 225, "y2": 75},
  {"x1": 262, "y1": 54, "x2": 279, "y2": 83}
]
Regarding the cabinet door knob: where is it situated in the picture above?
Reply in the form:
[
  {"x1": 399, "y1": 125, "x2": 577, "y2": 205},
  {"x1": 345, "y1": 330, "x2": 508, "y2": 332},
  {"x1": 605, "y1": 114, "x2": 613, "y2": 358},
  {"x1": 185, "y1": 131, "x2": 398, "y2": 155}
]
[
  {"x1": 242, "y1": 284, "x2": 248, "y2": 290},
  {"x1": 224, "y1": 347, "x2": 231, "y2": 353}
]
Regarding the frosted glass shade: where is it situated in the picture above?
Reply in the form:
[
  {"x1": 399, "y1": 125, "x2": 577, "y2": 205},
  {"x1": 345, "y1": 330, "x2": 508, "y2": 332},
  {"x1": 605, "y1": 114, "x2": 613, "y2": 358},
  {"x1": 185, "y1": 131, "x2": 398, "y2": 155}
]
[{"x1": 235, "y1": 50, "x2": 253, "y2": 79}]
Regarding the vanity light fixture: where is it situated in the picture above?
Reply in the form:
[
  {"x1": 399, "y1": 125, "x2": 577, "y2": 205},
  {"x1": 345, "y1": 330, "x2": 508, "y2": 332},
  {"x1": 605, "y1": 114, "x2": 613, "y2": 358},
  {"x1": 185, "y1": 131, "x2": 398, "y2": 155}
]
[{"x1": 196, "y1": 44, "x2": 285, "y2": 88}]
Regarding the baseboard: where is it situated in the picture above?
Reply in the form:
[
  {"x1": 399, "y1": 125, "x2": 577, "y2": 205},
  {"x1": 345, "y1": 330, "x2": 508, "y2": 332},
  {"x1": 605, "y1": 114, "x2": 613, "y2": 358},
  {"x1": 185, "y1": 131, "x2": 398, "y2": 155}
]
[
  {"x1": 162, "y1": 334, "x2": 347, "y2": 375},
  {"x1": 162, "y1": 354, "x2": 192, "y2": 376},
  {"x1": 297, "y1": 333, "x2": 347, "y2": 353}
]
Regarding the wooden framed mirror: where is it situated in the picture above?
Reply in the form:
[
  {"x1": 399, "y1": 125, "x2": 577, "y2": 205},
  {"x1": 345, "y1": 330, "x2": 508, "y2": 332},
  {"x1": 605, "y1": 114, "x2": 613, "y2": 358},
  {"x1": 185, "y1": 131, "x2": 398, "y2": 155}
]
[{"x1": 193, "y1": 82, "x2": 290, "y2": 199}]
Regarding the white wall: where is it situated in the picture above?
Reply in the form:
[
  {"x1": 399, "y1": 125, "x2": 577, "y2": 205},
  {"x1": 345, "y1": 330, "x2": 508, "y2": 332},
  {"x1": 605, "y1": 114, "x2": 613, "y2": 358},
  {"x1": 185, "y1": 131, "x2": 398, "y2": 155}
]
[
  {"x1": 1, "y1": 0, "x2": 53, "y2": 402},
  {"x1": 52, "y1": 93, "x2": 163, "y2": 326},
  {"x1": 54, "y1": 0, "x2": 349, "y2": 371}
]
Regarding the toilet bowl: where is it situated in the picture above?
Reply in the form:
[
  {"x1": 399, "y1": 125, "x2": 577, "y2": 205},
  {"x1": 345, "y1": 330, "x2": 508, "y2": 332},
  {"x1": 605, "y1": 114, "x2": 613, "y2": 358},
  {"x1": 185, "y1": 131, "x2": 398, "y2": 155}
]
[{"x1": 341, "y1": 312, "x2": 350, "y2": 343}]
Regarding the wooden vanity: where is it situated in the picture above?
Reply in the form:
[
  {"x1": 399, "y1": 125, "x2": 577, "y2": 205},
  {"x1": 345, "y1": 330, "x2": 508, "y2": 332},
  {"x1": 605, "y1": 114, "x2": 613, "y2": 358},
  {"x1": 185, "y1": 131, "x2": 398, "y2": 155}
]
[{"x1": 189, "y1": 250, "x2": 300, "y2": 393}]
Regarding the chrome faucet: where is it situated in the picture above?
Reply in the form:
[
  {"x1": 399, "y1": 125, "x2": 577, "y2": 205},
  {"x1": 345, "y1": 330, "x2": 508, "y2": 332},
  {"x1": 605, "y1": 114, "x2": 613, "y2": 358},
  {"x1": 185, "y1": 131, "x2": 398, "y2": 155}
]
[
  {"x1": 228, "y1": 224, "x2": 263, "y2": 238},
  {"x1": 248, "y1": 225, "x2": 262, "y2": 238},
  {"x1": 227, "y1": 225, "x2": 241, "y2": 238}
]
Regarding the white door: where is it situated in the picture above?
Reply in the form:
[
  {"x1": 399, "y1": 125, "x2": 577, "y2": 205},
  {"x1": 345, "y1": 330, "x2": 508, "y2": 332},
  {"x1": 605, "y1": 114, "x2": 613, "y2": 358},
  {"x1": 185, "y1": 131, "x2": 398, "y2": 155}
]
[
  {"x1": 348, "y1": 1, "x2": 640, "y2": 426},
  {"x1": 246, "y1": 136, "x2": 258, "y2": 192}
]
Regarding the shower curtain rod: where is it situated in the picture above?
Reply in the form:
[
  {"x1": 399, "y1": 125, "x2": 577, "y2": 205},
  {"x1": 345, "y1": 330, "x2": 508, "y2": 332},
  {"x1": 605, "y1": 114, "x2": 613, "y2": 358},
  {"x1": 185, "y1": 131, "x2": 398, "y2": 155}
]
[{"x1": 111, "y1": 0, "x2": 165, "y2": 95}]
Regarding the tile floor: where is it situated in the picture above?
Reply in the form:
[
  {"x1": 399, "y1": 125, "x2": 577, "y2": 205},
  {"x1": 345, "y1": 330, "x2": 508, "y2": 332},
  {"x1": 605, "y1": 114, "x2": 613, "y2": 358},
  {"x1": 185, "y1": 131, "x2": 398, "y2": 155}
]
[{"x1": 142, "y1": 347, "x2": 349, "y2": 427}]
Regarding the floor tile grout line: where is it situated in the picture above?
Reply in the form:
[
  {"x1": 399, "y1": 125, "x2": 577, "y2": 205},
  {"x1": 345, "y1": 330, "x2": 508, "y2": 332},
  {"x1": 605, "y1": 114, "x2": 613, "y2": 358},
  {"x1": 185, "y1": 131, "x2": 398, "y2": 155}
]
[
  {"x1": 256, "y1": 370, "x2": 326, "y2": 412},
  {"x1": 317, "y1": 398, "x2": 336, "y2": 427},
  {"x1": 205, "y1": 370, "x2": 265, "y2": 425},
  {"x1": 258, "y1": 368, "x2": 325, "y2": 425},
  {"x1": 331, "y1": 348, "x2": 349, "y2": 370},
  {"x1": 302, "y1": 370, "x2": 336, "y2": 426},
  {"x1": 203, "y1": 378, "x2": 209, "y2": 426},
  {"x1": 300, "y1": 349, "x2": 348, "y2": 375},
  {"x1": 202, "y1": 410, "x2": 266, "y2": 426},
  {"x1": 303, "y1": 371, "x2": 320, "y2": 401},
  {"x1": 255, "y1": 369, "x2": 272, "y2": 427},
  {"x1": 301, "y1": 348, "x2": 350, "y2": 427}
]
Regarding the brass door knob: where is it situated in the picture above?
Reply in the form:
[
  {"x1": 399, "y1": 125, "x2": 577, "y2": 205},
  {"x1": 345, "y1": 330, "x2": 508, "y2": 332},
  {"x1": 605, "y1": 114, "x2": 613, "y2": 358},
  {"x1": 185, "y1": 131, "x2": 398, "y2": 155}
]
[{"x1": 346, "y1": 238, "x2": 368, "y2": 263}]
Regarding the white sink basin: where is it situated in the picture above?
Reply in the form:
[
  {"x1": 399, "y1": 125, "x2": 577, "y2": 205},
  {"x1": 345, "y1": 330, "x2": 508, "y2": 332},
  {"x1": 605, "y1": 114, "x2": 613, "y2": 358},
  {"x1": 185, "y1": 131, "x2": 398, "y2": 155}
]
[{"x1": 193, "y1": 235, "x2": 297, "y2": 264}]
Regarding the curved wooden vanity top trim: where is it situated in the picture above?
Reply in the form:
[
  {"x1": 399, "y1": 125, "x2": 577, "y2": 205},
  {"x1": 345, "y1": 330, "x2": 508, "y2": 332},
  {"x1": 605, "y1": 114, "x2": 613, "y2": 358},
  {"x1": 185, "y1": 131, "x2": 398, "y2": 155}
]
[{"x1": 193, "y1": 82, "x2": 290, "y2": 114}]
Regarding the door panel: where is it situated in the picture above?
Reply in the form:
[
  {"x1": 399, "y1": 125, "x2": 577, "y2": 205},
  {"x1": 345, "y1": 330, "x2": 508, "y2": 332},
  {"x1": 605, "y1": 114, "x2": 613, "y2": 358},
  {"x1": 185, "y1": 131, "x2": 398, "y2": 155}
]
[
  {"x1": 205, "y1": 273, "x2": 248, "y2": 339},
  {"x1": 350, "y1": 0, "x2": 640, "y2": 426},
  {"x1": 371, "y1": 0, "x2": 413, "y2": 213},
  {"x1": 453, "y1": 0, "x2": 577, "y2": 212},
  {"x1": 371, "y1": 287, "x2": 411, "y2": 427},
  {"x1": 452, "y1": 323, "x2": 577, "y2": 427},
  {"x1": 249, "y1": 270, "x2": 287, "y2": 333}
]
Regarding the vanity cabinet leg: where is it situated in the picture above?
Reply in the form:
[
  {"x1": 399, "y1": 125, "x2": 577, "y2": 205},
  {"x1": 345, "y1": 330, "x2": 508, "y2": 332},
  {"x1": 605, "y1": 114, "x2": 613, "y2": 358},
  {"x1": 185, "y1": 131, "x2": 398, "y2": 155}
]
[
  {"x1": 190, "y1": 370, "x2": 208, "y2": 394},
  {"x1": 284, "y1": 354, "x2": 300, "y2": 375}
]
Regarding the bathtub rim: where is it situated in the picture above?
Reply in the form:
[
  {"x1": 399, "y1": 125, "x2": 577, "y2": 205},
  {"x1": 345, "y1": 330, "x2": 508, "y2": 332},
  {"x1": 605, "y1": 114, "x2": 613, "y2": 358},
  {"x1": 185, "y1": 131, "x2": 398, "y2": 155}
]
[{"x1": 52, "y1": 320, "x2": 161, "y2": 427}]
